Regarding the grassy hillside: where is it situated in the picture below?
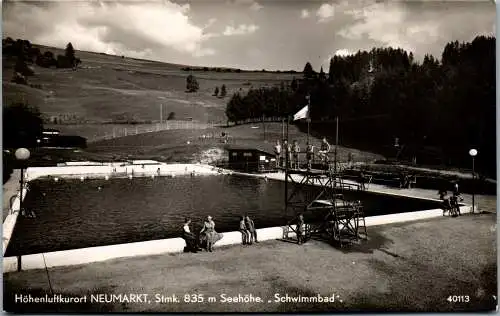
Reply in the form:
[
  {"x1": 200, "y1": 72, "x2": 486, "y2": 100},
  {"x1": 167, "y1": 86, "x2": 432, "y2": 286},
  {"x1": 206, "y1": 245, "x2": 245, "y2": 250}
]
[
  {"x1": 2, "y1": 44, "x2": 297, "y2": 125},
  {"x1": 22, "y1": 122, "x2": 383, "y2": 165}
]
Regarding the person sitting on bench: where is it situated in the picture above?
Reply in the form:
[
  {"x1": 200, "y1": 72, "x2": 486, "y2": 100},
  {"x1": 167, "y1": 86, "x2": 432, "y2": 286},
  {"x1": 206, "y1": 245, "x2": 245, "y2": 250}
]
[{"x1": 182, "y1": 218, "x2": 199, "y2": 253}]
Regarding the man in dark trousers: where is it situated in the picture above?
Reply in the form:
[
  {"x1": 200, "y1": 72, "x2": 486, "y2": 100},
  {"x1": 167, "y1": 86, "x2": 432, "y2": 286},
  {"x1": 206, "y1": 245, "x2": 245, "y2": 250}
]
[
  {"x1": 283, "y1": 140, "x2": 292, "y2": 169},
  {"x1": 292, "y1": 140, "x2": 301, "y2": 169},
  {"x1": 245, "y1": 215, "x2": 258, "y2": 243},
  {"x1": 306, "y1": 143, "x2": 314, "y2": 171},
  {"x1": 296, "y1": 213, "x2": 305, "y2": 245},
  {"x1": 239, "y1": 216, "x2": 250, "y2": 245}
]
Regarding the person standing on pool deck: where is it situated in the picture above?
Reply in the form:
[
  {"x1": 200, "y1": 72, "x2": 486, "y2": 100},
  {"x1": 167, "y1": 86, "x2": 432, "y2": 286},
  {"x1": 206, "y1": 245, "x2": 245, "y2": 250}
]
[
  {"x1": 306, "y1": 143, "x2": 314, "y2": 171},
  {"x1": 292, "y1": 140, "x2": 301, "y2": 169},
  {"x1": 318, "y1": 137, "x2": 331, "y2": 165},
  {"x1": 239, "y1": 216, "x2": 250, "y2": 245},
  {"x1": 200, "y1": 216, "x2": 223, "y2": 252},
  {"x1": 296, "y1": 213, "x2": 305, "y2": 245},
  {"x1": 274, "y1": 140, "x2": 282, "y2": 168},
  {"x1": 283, "y1": 140, "x2": 292, "y2": 169},
  {"x1": 245, "y1": 215, "x2": 258, "y2": 244}
]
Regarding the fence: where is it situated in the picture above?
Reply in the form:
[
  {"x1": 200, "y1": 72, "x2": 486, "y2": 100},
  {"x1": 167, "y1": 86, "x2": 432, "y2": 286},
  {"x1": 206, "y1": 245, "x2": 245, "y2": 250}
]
[
  {"x1": 86, "y1": 121, "x2": 222, "y2": 143},
  {"x1": 227, "y1": 116, "x2": 286, "y2": 126}
]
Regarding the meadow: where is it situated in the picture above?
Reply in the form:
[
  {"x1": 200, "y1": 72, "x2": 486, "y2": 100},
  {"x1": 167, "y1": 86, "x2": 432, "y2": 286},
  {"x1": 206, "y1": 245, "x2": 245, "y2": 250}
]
[{"x1": 3, "y1": 45, "x2": 297, "y2": 127}]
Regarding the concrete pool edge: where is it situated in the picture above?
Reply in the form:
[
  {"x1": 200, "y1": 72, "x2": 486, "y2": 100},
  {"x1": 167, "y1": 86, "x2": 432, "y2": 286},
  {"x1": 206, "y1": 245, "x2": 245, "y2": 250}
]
[
  {"x1": 3, "y1": 205, "x2": 473, "y2": 273},
  {"x1": 2, "y1": 173, "x2": 28, "y2": 257},
  {"x1": 2, "y1": 162, "x2": 220, "y2": 255}
]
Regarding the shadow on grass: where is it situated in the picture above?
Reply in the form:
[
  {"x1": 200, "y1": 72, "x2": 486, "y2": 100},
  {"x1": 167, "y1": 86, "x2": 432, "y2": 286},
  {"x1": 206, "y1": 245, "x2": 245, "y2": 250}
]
[{"x1": 301, "y1": 229, "x2": 396, "y2": 256}]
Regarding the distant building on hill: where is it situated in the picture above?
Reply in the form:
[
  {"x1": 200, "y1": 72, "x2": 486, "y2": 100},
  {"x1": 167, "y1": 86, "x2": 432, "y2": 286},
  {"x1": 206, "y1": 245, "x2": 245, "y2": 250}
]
[
  {"x1": 37, "y1": 129, "x2": 86, "y2": 148},
  {"x1": 225, "y1": 144, "x2": 275, "y2": 172}
]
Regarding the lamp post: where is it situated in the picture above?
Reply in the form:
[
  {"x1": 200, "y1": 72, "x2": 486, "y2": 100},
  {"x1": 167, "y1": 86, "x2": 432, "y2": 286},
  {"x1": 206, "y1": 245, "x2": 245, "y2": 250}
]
[
  {"x1": 14, "y1": 148, "x2": 30, "y2": 272},
  {"x1": 468, "y1": 149, "x2": 478, "y2": 214},
  {"x1": 306, "y1": 94, "x2": 311, "y2": 145}
]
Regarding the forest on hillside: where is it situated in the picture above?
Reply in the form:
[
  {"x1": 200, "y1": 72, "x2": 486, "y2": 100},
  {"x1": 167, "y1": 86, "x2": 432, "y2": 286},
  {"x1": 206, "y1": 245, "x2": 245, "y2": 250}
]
[{"x1": 225, "y1": 36, "x2": 496, "y2": 178}]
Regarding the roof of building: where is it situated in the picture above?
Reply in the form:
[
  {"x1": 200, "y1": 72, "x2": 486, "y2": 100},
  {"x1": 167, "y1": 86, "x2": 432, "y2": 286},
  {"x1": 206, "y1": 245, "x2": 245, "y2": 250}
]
[
  {"x1": 225, "y1": 144, "x2": 275, "y2": 156},
  {"x1": 43, "y1": 128, "x2": 60, "y2": 133}
]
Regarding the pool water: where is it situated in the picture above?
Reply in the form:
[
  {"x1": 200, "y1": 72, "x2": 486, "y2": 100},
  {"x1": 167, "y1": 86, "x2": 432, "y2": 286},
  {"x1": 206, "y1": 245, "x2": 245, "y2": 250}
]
[{"x1": 6, "y1": 174, "x2": 442, "y2": 255}]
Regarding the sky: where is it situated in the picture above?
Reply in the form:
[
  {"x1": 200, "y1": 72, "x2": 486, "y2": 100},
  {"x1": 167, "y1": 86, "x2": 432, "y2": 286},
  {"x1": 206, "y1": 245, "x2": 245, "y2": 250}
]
[{"x1": 2, "y1": 0, "x2": 496, "y2": 71}]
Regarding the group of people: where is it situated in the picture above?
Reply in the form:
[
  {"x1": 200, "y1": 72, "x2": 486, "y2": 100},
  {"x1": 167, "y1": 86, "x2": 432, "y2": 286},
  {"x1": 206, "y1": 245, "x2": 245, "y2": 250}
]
[
  {"x1": 273, "y1": 137, "x2": 331, "y2": 170},
  {"x1": 182, "y1": 215, "x2": 259, "y2": 252},
  {"x1": 182, "y1": 216, "x2": 223, "y2": 253},
  {"x1": 439, "y1": 182, "x2": 464, "y2": 217},
  {"x1": 239, "y1": 215, "x2": 258, "y2": 245}
]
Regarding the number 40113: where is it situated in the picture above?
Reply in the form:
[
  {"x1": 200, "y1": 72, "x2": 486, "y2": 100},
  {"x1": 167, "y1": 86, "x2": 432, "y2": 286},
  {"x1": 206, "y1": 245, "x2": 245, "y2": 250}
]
[{"x1": 447, "y1": 295, "x2": 470, "y2": 303}]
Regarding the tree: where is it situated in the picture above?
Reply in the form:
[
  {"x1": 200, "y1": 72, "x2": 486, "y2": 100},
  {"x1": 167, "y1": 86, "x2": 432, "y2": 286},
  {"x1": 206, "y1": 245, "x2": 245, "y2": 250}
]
[
  {"x1": 167, "y1": 112, "x2": 176, "y2": 120},
  {"x1": 186, "y1": 74, "x2": 199, "y2": 92},
  {"x1": 318, "y1": 66, "x2": 326, "y2": 81},
  {"x1": 3, "y1": 102, "x2": 44, "y2": 148},
  {"x1": 15, "y1": 56, "x2": 28, "y2": 74},
  {"x1": 290, "y1": 77, "x2": 298, "y2": 91},
  {"x1": 220, "y1": 84, "x2": 227, "y2": 97},
  {"x1": 213, "y1": 86, "x2": 219, "y2": 96},
  {"x1": 222, "y1": 36, "x2": 496, "y2": 177},
  {"x1": 65, "y1": 42, "x2": 75, "y2": 63},
  {"x1": 303, "y1": 62, "x2": 315, "y2": 79}
]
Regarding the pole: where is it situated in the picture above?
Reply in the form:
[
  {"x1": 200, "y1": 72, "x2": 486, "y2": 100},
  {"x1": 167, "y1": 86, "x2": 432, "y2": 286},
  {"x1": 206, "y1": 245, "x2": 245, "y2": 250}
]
[
  {"x1": 472, "y1": 157, "x2": 475, "y2": 213},
  {"x1": 263, "y1": 115, "x2": 266, "y2": 141},
  {"x1": 282, "y1": 118, "x2": 285, "y2": 142},
  {"x1": 160, "y1": 104, "x2": 163, "y2": 124},
  {"x1": 17, "y1": 168, "x2": 24, "y2": 272},
  {"x1": 284, "y1": 116, "x2": 289, "y2": 221},
  {"x1": 286, "y1": 116, "x2": 289, "y2": 143},
  {"x1": 334, "y1": 116, "x2": 339, "y2": 176},
  {"x1": 307, "y1": 95, "x2": 311, "y2": 145}
]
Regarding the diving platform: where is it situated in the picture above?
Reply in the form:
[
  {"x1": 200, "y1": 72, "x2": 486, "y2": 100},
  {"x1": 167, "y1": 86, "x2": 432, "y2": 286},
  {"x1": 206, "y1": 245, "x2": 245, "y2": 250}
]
[{"x1": 282, "y1": 163, "x2": 368, "y2": 247}]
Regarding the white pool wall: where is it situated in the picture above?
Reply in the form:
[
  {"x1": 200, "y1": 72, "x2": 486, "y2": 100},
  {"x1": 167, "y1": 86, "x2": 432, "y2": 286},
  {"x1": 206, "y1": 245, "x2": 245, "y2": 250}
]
[{"x1": 3, "y1": 161, "x2": 475, "y2": 273}]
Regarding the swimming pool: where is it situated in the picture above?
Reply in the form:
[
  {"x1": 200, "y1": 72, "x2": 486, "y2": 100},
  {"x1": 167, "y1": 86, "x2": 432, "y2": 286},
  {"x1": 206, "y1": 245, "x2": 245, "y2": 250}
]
[{"x1": 6, "y1": 174, "x2": 442, "y2": 256}]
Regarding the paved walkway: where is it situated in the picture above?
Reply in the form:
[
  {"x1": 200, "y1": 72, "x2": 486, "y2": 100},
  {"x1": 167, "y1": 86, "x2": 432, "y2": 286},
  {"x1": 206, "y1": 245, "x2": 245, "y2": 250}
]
[
  {"x1": 3, "y1": 214, "x2": 496, "y2": 313},
  {"x1": 235, "y1": 170, "x2": 497, "y2": 213},
  {"x1": 3, "y1": 169, "x2": 21, "y2": 222}
]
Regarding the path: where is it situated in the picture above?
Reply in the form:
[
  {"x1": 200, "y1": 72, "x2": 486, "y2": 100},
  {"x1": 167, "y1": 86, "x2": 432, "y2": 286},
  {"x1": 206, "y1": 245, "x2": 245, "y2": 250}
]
[
  {"x1": 233, "y1": 170, "x2": 497, "y2": 213},
  {"x1": 3, "y1": 169, "x2": 20, "y2": 222}
]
